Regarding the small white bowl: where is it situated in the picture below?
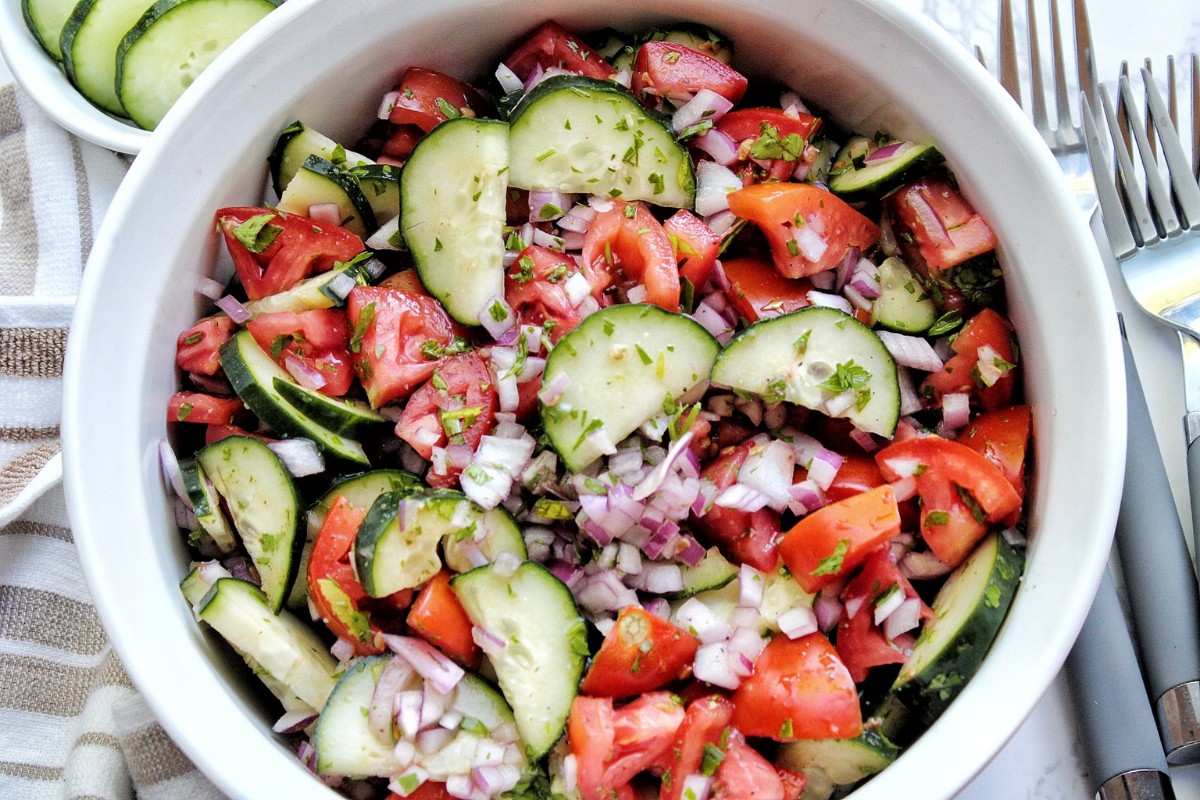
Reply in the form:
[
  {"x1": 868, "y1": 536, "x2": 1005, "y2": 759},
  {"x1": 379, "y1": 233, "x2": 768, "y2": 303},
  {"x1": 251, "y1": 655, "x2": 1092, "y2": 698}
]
[
  {"x1": 62, "y1": 0, "x2": 1126, "y2": 797},
  {"x1": 0, "y1": 0, "x2": 150, "y2": 153}
]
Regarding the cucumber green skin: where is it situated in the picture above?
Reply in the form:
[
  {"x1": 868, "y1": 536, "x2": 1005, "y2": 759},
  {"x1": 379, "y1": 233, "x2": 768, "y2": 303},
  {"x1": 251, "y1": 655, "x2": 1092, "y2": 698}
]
[
  {"x1": 540, "y1": 304, "x2": 719, "y2": 473},
  {"x1": 891, "y1": 533, "x2": 1025, "y2": 725},
  {"x1": 178, "y1": 458, "x2": 237, "y2": 553},
  {"x1": 667, "y1": 546, "x2": 737, "y2": 598},
  {"x1": 637, "y1": 25, "x2": 734, "y2": 64},
  {"x1": 219, "y1": 330, "x2": 369, "y2": 464},
  {"x1": 22, "y1": 0, "x2": 76, "y2": 60},
  {"x1": 60, "y1": 0, "x2": 142, "y2": 116},
  {"x1": 710, "y1": 306, "x2": 900, "y2": 437},
  {"x1": 870, "y1": 256, "x2": 937, "y2": 334},
  {"x1": 273, "y1": 378, "x2": 386, "y2": 436},
  {"x1": 775, "y1": 729, "x2": 898, "y2": 786},
  {"x1": 507, "y1": 75, "x2": 695, "y2": 208},
  {"x1": 451, "y1": 561, "x2": 587, "y2": 759},
  {"x1": 350, "y1": 163, "x2": 401, "y2": 225},
  {"x1": 285, "y1": 469, "x2": 422, "y2": 610},
  {"x1": 241, "y1": 256, "x2": 374, "y2": 317},
  {"x1": 313, "y1": 655, "x2": 396, "y2": 777},
  {"x1": 197, "y1": 435, "x2": 301, "y2": 612},
  {"x1": 278, "y1": 154, "x2": 378, "y2": 237},
  {"x1": 441, "y1": 505, "x2": 528, "y2": 573},
  {"x1": 116, "y1": 0, "x2": 282, "y2": 129},
  {"x1": 828, "y1": 139, "x2": 944, "y2": 203}
]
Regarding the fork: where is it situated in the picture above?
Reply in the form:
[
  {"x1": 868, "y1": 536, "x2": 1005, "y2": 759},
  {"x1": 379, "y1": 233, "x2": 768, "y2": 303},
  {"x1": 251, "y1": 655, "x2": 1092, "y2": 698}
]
[
  {"x1": 1084, "y1": 62, "x2": 1200, "y2": 764},
  {"x1": 994, "y1": 0, "x2": 1098, "y2": 213}
]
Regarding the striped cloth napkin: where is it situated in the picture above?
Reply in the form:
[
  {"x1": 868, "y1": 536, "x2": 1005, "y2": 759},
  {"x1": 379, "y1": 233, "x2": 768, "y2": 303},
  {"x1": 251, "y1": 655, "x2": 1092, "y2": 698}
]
[{"x1": 0, "y1": 82, "x2": 225, "y2": 799}]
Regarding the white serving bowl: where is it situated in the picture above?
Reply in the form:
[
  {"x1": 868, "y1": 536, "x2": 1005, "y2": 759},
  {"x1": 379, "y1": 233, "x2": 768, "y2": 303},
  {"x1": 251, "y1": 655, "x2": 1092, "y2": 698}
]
[
  {"x1": 61, "y1": 0, "x2": 1125, "y2": 797},
  {"x1": 0, "y1": 0, "x2": 150, "y2": 153}
]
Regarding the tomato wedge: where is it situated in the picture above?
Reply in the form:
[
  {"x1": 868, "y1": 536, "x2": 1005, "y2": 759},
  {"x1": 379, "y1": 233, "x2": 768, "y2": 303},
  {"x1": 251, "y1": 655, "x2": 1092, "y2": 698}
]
[
  {"x1": 395, "y1": 351, "x2": 498, "y2": 488},
  {"x1": 569, "y1": 693, "x2": 685, "y2": 800},
  {"x1": 663, "y1": 210, "x2": 721, "y2": 290},
  {"x1": 308, "y1": 496, "x2": 382, "y2": 655},
  {"x1": 921, "y1": 307, "x2": 1017, "y2": 411},
  {"x1": 386, "y1": 67, "x2": 486, "y2": 133},
  {"x1": 632, "y1": 41, "x2": 748, "y2": 105},
  {"x1": 505, "y1": 21, "x2": 616, "y2": 81},
  {"x1": 246, "y1": 309, "x2": 355, "y2": 397},
  {"x1": 168, "y1": 391, "x2": 244, "y2": 425},
  {"x1": 710, "y1": 736, "x2": 786, "y2": 800},
  {"x1": 581, "y1": 200, "x2": 681, "y2": 311},
  {"x1": 689, "y1": 442, "x2": 781, "y2": 572},
  {"x1": 885, "y1": 176, "x2": 997, "y2": 274},
  {"x1": 778, "y1": 484, "x2": 901, "y2": 594},
  {"x1": 345, "y1": 286, "x2": 462, "y2": 408},
  {"x1": 657, "y1": 694, "x2": 734, "y2": 800},
  {"x1": 505, "y1": 244, "x2": 584, "y2": 342},
  {"x1": 725, "y1": 183, "x2": 881, "y2": 278},
  {"x1": 956, "y1": 404, "x2": 1031, "y2": 497},
  {"x1": 731, "y1": 633, "x2": 862, "y2": 740},
  {"x1": 720, "y1": 256, "x2": 811, "y2": 323},
  {"x1": 216, "y1": 207, "x2": 365, "y2": 301},
  {"x1": 580, "y1": 606, "x2": 699, "y2": 697},
  {"x1": 407, "y1": 570, "x2": 481, "y2": 669},
  {"x1": 176, "y1": 315, "x2": 235, "y2": 376}
]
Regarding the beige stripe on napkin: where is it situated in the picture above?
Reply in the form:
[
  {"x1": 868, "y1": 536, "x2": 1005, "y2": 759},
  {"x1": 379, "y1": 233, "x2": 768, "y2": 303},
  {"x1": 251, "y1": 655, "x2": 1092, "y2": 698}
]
[
  {"x1": 0, "y1": 85, "x2": 37, "y2": 297},
  {"x1": 0, "y1": 327, "x2": 67, "y2": 377}
]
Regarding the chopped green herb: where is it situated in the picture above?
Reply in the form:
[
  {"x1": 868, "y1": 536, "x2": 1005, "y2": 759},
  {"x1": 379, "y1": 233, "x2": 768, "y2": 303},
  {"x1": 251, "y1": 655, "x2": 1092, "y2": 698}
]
[
  {"x1": 231, "y1": 213, "x2": 282, "y2": 254},
  {"x1": 349, "y1": 302, "x2": 376, "y2": 353},
  {"x1": 811, "y1": 538, "x2": 850, "y2": 576}
]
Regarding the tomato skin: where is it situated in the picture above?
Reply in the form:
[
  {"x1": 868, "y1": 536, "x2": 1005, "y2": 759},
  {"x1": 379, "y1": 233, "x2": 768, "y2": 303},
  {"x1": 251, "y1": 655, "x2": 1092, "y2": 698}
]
[
  {"x1": 246, "y1": 309, "x2": 354, "y2": 397},
  {"x1": 956, "y1": 404, "x2": 1031, "y2": 498},
  {"x1": 657, "y1": 695, "x2": 735, "y2": 800},
  {"x1": 716, "y1": 107, "x2": 822, "y2": 145},
  {"x1": 921, "y1": 308, "x2": 1017, "y2": 411},
  {"x1": 836, "y1": 549, "x2": 927, "y2": 682},
  {"x1": 710, "y1": 737, "x2": 786, "y2": 800},
  {"x1": 307, "y1": 496, "x2": 383, "y2": 656},
  {"x1": 876, "y1": 435, "x2": 1022, "y2": 566},
  {"x1": 386, "y1": 782, "x2": 453, "y2": 800},
  {"x1": 382, "y1": 123, "x2": 423, "y2": 161},
  {"x1": 778, "y1": 484, "x2": 901, "y2": 594},
  {"x1": 823, "y1": 452, "x2": 884, "y2": 503},
  {"x1": 395, "y1": 351, "x2": 498, "y2": 488},
  {"x1": 885, "y1": 177, "x2": 997, "y2": 275},
  {"x1": 345, "y1": 286, "x2": 461, "y2": 408},
  {"x1": 720, "y1": 256, "x2": 811, "y2": 323},
  {"x1": 581, "y1": 606, "x2": 700, "y2": 697},
  {"x1": 505, "y1": 244, "x2": 583, "y2": 342},
  {"x1": 663, "y1": 210, "x2": 721, "y2": 290},
  {"x1": 632, "y1": 41, "x2": 748, "y2": 105},
  {"x1": 168, "y1": 391, "x2": 245, "y2": 425},
  {"x1": 776, "y1": 767, "x2": 808, "y2": 800},
  {"x1": 582, "y1": 201, "x2": 681, "y2": 311},
  {"x1": 407, "y1": 571, "x2": 481, "y2": 669},
  {"x1": 505, "y1": 21, "x2": 616, "y2": 81},
  {"x1": 216, "y1": 207, "x2": 365, "y2": 301},
  {"x1": 725, "y1": 183, "x2": 881, "y2": 279},
  {"x1": 569, "y1": 693, "x2": 685, "y2": 800},
  {"x1": 386, "y1": 67, "x2": 486, "y2": 133},
  {"x1": 690, "y1": 443, "x2": 781, "y2": 572},
  {"x1": 731, "y1": 633, "x2": 862, "y2": 741},
  {"x1": 176, "y1": 315, "x2": 235, "y2": 376}
]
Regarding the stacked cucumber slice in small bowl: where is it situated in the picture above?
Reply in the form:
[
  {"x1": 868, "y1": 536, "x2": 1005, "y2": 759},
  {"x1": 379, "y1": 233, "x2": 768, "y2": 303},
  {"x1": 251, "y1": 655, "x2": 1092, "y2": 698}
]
[{"x1": 21, "y1": 0, "x2": 281, "y2": 130}]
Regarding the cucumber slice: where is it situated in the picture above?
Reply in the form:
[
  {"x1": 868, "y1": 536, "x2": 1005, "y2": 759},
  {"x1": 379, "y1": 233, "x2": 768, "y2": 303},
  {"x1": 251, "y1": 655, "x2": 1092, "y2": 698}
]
[
  {"x1": 452, "y1": 561, "x2": 587, "y2": 758},
  {"x1": 285, "y1": 469, "x2": 422, "y2": 610},
  {"x1": 220, "y1": 330, "x2": 369, "y2": 464},
  {"x1": 61, "y1": 0, "x2": 156, "y2": 115},
  {"x1": 775, "y1": 730, "x2": 898, "y2": 798},
  {"x1": 272, "y1": 379, "x2": 386, "y2": 436},
  {"x1": 269, "y1": 120, "x2": 373, "y2": 197},
  {"x1": 241, "y1": 255, "x2": 376, "y2": 317},
  {"x1": 313, "y1": 655, "x2": 396, "y2": 777},
  {"x1": 349, "y1": 163, "x2": 401, "y2": 226},
  {"x1": 828, "y1": 137, "x2": 943, "y2": 203},
  {"x1": 540, "y1": 304, "x2": 719, "y2": 472},
  {"x1": 115, "y1": 0, "x2": 280, "y2": 130},
  {"x1": 179, "y1": 560, "x2": 232, "y2": 606},
  {"x1": 277, "y1": 154, "x2": 378, "y2": 238},
  {"x1": 355, "y1": 490, "x2": 525, "y2": 597},
  {"x1": 196, "y1": 577, "x2": 339, "y2": 711},
  {"x1": 758, "y1": 567, "x2": 814, "y2": 632},
  {"x1": 891, "y1": 533, "x2": 1024, "y2": 724},
  {"x1": 710, "y1": 307, "x2": 900, "y2": 437},
  {"x1": 508, "y1": 75, "x2": 694, "y2": 208},
  {"x1": 869, "y1": 256, "x2": 937, "y2": 333},
  {"x1": 400, "y1": 117, "x2": 509, "y2": 326},
  {"x1": 21, "y1": 0, "x2": 76, "y2": 60},
  {"x1": 668, "y1": 546, "x2": 737, "y2": 598},
  {"x1": 197, "y1": 435, "x2": 301, "y2": 612},
  {"x1": 178, "y1": 457, "x2": 238, "y2": 553}
]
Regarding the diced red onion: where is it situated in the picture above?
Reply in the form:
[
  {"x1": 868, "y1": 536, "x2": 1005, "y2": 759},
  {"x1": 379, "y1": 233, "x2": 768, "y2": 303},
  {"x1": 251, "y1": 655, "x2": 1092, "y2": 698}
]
[
  {"x1": 445, "y1": 774, "x2": 474, "y2": 799},
  {"x1": 692, "y1": 128, "x2": 740, "y2": 166},
  {"x1": 675, "y1": 535, "x2": 707, "y2": 567},
  {"x1": 777, "y1": 605, "x2": 819, "y2": 639},
  {"x1": 736, "y1": 439, "x2": 795, "y2": 510},
  {"x1": 975, "y1": 344, "x2": 1006, "y2": 386},
  {"x1": 416, "y1": 727, "x2": 454, "y2": 756},
  {"x1": 395, "y1": 689, "x2": 424, "y2": 739},
  {"x1": 900, "y1": 549, "x2": 954, "y2": 580},
  {"x1": 615, "y1": 542, "x2": 643, "y2": 575},
  {"x1": 158, "y1": 439, "x2": 191, "y2": 509},
  {"x1": 873, "y1": 585, "x2": 906, "y2": 625},
  {"x1": 823, "y1": 391, "x2": 857, "y2": 418},
  {"x1": 890, "y1": 475, "x2": 918, "y2": 503},
  {"x1": 194, "y1": 275, "x2": 226, "y2": 300},
  {"x1": 283, "y1": 353, "x2": 328, "y2": 391},
  {"x1": 577, "y1": 295, "x2": 601, "y2": 318},
  {"x1": 626, "y1": 284, "x2": 648, "y2": 304},
  {"x1": 492, "y1": 551, "x2": 521, "y2": 578},
  {"x1": 272, "y1": 709, "x2": 318, "y2": 734},
  {"x1": 383, "y1": 635, "x2": 465, "y2": 695},
  {"x1": 672, "y1": 88, "x2": 734, "y2": 134},
  {"x1": 691, "y1": 479, "x2": 718, "y2": 516},
  {"x1": 692, "y1": 642, "x2": 740, "y2": 690},
  {"x1": 1002, "y1": 526, "x2": 1028, "y2": 547},
  {"x1": 739, "y1": 564, "x2": 765, "y2": 608},
  {"x1": 805, "y1": 448, "x2": 843, "y2": 492},
  {"x1": 878, "y1": 331, "x2": 944, "y2": 372},
  {"x1": 694, "y1": 160, "x2": 743, "y2": 216},
  {"x1": 813, "y1": 593, "x2": 843, "y2": 631},
  {"x1": 308, "y1": 203, "x2": 342, "y2": 226},
  {"x1": 626, "y1": 562, "x2": 684, "y2": 594},
  {"x1": 691, "y1": 301, "x2": 733, "y2": 343},
  {"x1": 942, "y1": 392, "x2": 971, "y2": 431},
  {"x1": 529, "y1": 189, "x2": 571, "y2": 223},
  {"x1": 474, "y1": 764, "x2": 521, "y2": 797},
  {"x1": 633, "y1": 431, "x2": 694, "y2": 500},
  {"x1": 884, "y1": 597, "x2": 923, "y2": 640},
  {"x1": 806, "y1": 290, "x2": 853, "y2": 314},
  {"x1": 865, "y1": 140, "x2": 910, "y2": 163},
  {"x1": 674, "y1": 598, "x2": 731, "y2": 644},
  {"x1": 531, "y1": 228, "x2": 565, "y2": 251},
  {"x1": 216, "y1": 294, "x2": 251, "y2": 324},
  {"x1": 849, "y1": 258, "x2": 883, "y2": 299},
  {"x1": 561, "y1": 754, "x2": 579, "y2": 794},
  {"x1": 378, "y1": 90, "x2": 401, "y2": 119},
  {"x1": 897, "y1": 367, "x2": 924, "y2": 417},
  {"x1": 705, "y1": 209, "x2": 738, "y2": 236},
  {"x1": 727, "y1": 626, "x2": 767, "y2": 674},
  {"x1": 714, "y1": 483, "x2": 771, "y2": 512},
  {"x1": 478, "y1": 296, "x2": 515, "y2": 341},
  {"x1": 268, "y1": 438, "x2": 325, "y2": 477},
  {"x1": 558, "y1": 203, "x2": 598, "y2": 234},
  {"x1": 791, "y1": 225, "x2": 828, "y2": 263},
  {"x1": 844, "y1": 595, "x2": 866, "y2": 621},
  {"x1": 495, "y1": 62, "x2": 523, "y2": 94},
  {"x1": 538, "y1": 372, "x2": 570, "y2": 405},
  {"x1": 787, "y1": 479, "x2": 826, "y2": 516},
  {"x1": 680, "y1": 775, "x2": 713, "y2": 800},
  {"x1": 576, "y1": 569, "x2": 639, "y2": 613},
  {"x1": 643, "y1": 597, "x2": 671, "y2": 620},
  {"x1": 849, "y1": 427, "x2": 878, "y2": 452}
]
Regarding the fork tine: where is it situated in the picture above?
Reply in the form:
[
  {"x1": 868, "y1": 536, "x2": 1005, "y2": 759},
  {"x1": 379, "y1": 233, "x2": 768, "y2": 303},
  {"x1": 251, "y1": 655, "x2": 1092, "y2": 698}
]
[
  {"x1": 1025, "y1": 0, "x2": 1050, "y2": 131},
  {"x1": 1072, "y1": 0, "x2": 1098, "y2": 103},
  {"x1": 1084, "y1": 91, "x2": 1139, "y2": 258},
  {"x1": 1121, "y1": 73, "x2": 1183, "y2": 237},
  {"x1": 1167, "y1": 55, "x2": 1178, "y2": 129},
  {"x1": 1102, "y1": 82, "x2": 1161, "y2": 246},
  {"x1": 998, "y1": 0, "x2": 1022, "y2": 105},
  {"x1": 1142, "y1": 66, "x2": 1200, "y2": 230},
  {"x1": 1049, "y1": 0, "x2": 1074, "y2": 136},
  {"x1": 1144, "y1": 60, "x2": 1157, "y2": 161}
]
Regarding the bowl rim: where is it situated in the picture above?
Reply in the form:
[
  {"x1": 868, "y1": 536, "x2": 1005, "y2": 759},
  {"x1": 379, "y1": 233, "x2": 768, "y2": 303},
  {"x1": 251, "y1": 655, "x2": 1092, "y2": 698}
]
[
  {"x1": 0, "y1": 0, "x2": 151, "y2": 154},
  {"x1": 61, "y1": 0, "x2": 1126, "y2": 797}
]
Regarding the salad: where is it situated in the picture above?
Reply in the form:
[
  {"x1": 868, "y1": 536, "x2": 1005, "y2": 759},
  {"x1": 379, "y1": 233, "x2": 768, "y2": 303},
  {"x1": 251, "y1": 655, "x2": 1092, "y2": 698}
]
[{"x1": 163, "y1": 19, "x2": 1031, "y2": 800}]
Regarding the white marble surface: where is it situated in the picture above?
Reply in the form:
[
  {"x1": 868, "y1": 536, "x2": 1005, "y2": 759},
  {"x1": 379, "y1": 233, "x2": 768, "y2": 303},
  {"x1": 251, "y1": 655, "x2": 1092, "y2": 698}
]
[{"x1": 3, "y1": 0, "x2": 1200, "y2": 797}]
